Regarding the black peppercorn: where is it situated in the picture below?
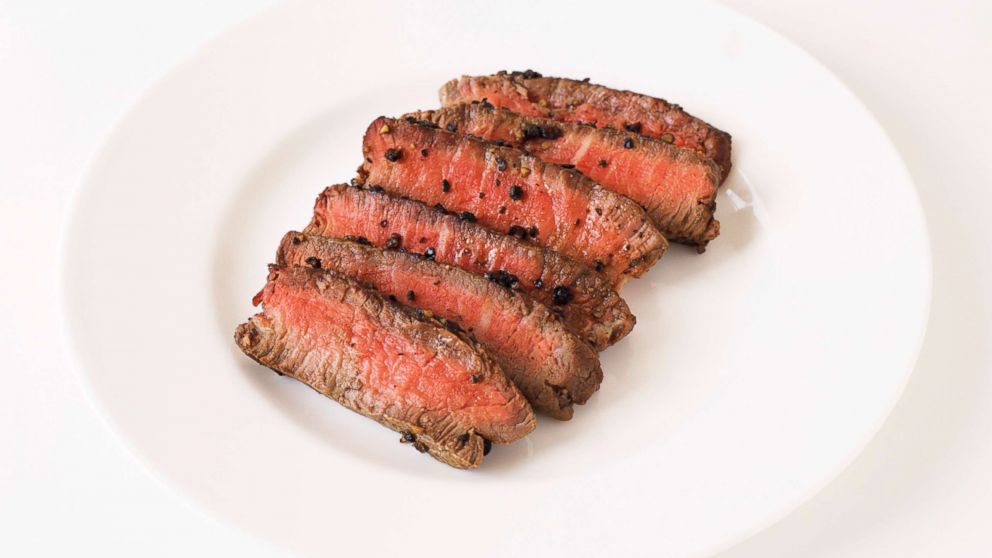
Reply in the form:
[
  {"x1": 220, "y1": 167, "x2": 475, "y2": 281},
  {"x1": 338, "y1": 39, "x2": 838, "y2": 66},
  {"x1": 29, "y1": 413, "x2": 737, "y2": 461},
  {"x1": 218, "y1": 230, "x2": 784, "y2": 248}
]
[
  {"x1": 406, "y1": 290, "x2": 415, "y2": 301},
  {"x1": 522, "y1": 123, "x2": 542, "y2": 139},
  {"x1": 304, "y1": 256, "x2": 322, "y2": 269},
  {"x1": 470, "y1": 374, "x2": 480, "y2": 384},
  {"x1": 446, "y1": 122, "x2": 457, "y2": 132},
  {"x1": 384, "y1": 148, "x2": 402, "y2": 161},
  {"x1": 441, "y1": 178, "x2": 451, "y2": 192},
  {"x1": 623, "y1": 138, "x2": 634, "y2": 149},
  {"x1": 496, "y1": 157, "x2": 507, "y2": 171},
  {"x1": 598, "y1": 159, "x2": 609, "y2": 167},
  {"x1": 508, "y1": 185, "x2": 523, "y2": 200},
  {"x1": 533, "y1": 278, "x2": 544, "y2": 289},
  {"x1": 420, "y1": 148, "x2": 428, "y2": 157},
  {"x1": 484, "y1": 270, "x2": 519, "y2": 289},
  {"x1": 345, "y1": 235, "x2": 372, "y2": 246},
  {"x1": 459, "y1": 211, "x2": 477, "y2": 223},
  {"x1": 379, "y1": 219, "x2": 388, "y2": 227},
  {"x1": 424, "y1": 247, "x2": 436, "y2": 260},
  {"x1": 552, "y1": 285, "x2": 573, "y2": 305},
  {"x1": 385, "y1": 233, "x2": 402, "y2": 249},
  {"x1": 482, "y1": 438, "x2": 492, "y2": 455},
  {"x1": 594, "y1": 260, "x2": 605, "y2": 272},
  {"x1": 401, "y1": 432, "x2": 416, "y2": 443},
  {"x1": 624, "y1": 122, "x2": 642, "y2": 133},
  {"x1": 527, "y1": 225, "x2": 538, "y2": 238}
]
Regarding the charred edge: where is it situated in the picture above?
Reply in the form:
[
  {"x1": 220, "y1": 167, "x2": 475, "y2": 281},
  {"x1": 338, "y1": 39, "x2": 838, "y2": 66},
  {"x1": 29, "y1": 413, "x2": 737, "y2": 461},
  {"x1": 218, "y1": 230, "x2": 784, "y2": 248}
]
[{"x1": 508, "y1": 69, "x2": 543, "y2": 79}]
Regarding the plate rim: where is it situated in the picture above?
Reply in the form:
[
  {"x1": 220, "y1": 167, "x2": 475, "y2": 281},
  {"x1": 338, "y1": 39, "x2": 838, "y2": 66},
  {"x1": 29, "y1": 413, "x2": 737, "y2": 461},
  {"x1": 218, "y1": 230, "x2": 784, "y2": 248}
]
[{"x1": 690, "y1": 4, "x2": 933, "y2": 555}]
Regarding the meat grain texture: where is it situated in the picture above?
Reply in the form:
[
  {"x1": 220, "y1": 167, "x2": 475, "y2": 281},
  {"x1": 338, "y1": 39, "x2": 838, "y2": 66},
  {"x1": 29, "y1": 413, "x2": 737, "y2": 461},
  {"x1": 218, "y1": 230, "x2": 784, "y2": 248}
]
[
  {"x1": 410, "y1": 103, "x2": 722, "y2": 249},
  {"x1": 278, "y1": 233, "x2": 603, "y2": 419},
  {"x1": 440, "y1": 70, "x2": 732, "y2": 182},
  {"x1": 235, "y1": 265, "x2": 535, "y2": 468},
  {"x1": 360, "y1": 116, "x2": 668, "y2": 284},
  {"x1": 305, "y1": 184, "x2": 634, "y2": 350}
]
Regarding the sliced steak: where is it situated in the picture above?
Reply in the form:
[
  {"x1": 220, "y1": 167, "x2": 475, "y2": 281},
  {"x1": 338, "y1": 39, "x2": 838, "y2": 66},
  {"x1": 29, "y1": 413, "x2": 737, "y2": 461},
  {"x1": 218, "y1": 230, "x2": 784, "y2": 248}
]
[
  {"x1": 360, "y1": 117, "x2": 668, "y2": 282},
  {"x1": 304, "y1": 184, "x2": 635, "y2": 350},
  {"x1": 278, "y1": 232, "x2": 603, "y2": 419},
  {"x1": 410, "y1": 103, "x2": 722, "y2": 250},
  {"x1": 235, "y1": 265, "x2": 535, "y2": 469},
  {"x1": 439, "y1": 70, "x2": 732, "y2": 181}
]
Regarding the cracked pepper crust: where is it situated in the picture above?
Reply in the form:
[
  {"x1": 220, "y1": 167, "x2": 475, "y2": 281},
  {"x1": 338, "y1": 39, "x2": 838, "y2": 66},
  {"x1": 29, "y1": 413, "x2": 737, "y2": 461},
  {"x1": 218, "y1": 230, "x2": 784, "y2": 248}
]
[
  {"x1": 440, "y1": 70, "x2": 732, "y2": 183},
  {"x1": 359, "y1": 116, "x2": 668, "y2": 283},
  {"x1": 235, "y1": 265, "x2": 535, "y2": 468},
  {"x1": 304, "y1": 184, "x2": 636, "y2": 349},
  {"x1": 410, "y1": 103, "x2": 722, "y2": 250},
  {"x1": 277, "y1": 232, "x2": 603, "y2": 419}
]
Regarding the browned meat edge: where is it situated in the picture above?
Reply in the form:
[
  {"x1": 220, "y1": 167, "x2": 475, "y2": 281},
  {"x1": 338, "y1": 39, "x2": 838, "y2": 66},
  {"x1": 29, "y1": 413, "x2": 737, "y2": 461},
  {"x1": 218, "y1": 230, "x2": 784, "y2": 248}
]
[
  {"x1": 235, "y1": 265, "x2": 536, "y2": 468},
  {"x1": 359, "y1": 116, "x2": 668, "y2": 283},
  {"x1": 303, "y1": 184, "x2": 635, "y2": 350},
  {"x1": 439, "y1": 70, "x2": 732, "y2": 182},
  {"x1": 277, "y1": 232, "x2": 603, "y2": 419},
  {"x1": 407, "y1": 103, "x2": 722, "y2": 249}
]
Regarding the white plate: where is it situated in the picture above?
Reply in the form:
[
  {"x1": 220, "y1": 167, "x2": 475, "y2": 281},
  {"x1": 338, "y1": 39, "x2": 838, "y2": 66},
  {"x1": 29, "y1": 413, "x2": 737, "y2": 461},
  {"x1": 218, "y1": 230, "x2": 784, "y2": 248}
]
[{"x1": 60, "y1": 1, "x2": 930, "y2": 557}]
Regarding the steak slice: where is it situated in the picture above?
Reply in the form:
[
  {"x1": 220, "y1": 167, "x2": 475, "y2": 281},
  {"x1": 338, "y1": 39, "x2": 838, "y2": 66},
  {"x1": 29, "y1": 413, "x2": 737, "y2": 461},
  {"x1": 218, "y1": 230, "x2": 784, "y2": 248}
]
[
  {"x1": 409, "y1": 103, "x2": 722, "y2": 250},
  {"x1": 234, "y1": 265, "x2": 535, "y2": 469},
  {"x1": 304, "y1": 184, "x2": 635, "y2": 351},
  {"x1": 360, "y1": 116, "x2": 668, "y2": 283},
  {"x1": 439, "y1": 70, "x2": 732, "y2": 182},
  {"x1": 278, "y1": 233, "x2": 603, "y2": 419}
]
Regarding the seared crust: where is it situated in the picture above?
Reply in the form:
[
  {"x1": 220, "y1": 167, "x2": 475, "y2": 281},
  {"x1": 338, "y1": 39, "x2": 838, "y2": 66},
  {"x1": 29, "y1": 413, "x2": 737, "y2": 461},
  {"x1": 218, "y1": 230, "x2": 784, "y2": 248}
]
[
  {"x1": 277, "y1": 232, "x2": 603, "y2": 419},
  {"x1": 235, "y1": 265, "x2": 536, "y2": 468},
  {"x1": 360, "y1": 117, "x2": 668, "y2": 283},
  {"x1": 304, "y1": 184, "x2": 635, "y2": 350},
  {"x1": 440, "y1": 71, "x2": 732, "y2": 183},
  {"x1": 410, "y1": 103, "x2": 722, "y2": 250}
]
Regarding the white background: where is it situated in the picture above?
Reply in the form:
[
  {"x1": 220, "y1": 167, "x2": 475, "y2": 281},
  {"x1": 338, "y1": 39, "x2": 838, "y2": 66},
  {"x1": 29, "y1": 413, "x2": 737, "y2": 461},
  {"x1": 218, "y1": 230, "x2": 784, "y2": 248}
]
[{"x1": 1, "y1": 1, "x2": 989, "y2": 556}]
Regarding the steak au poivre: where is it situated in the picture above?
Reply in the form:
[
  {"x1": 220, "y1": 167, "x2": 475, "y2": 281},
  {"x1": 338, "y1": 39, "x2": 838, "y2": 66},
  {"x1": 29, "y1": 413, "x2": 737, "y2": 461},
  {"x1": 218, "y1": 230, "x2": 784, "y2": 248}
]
[{"x1": 235, "y1": 71, "x2": 732, "y2": 468}]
